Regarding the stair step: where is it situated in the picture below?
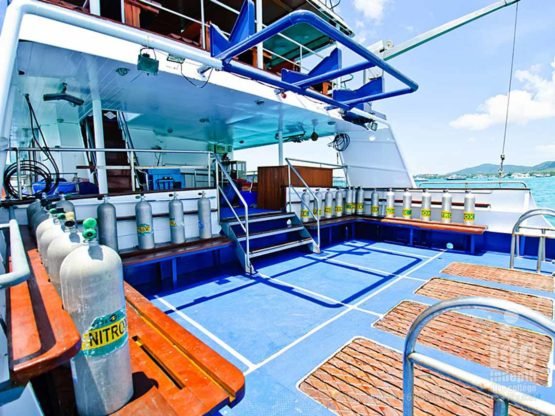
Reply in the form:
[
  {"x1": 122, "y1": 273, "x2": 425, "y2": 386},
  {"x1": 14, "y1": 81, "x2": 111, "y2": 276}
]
[
  {"x1": 249, "y1": 238, "x2": 313, "y2": 258},
  {"x1": 236, "y1": 226, "x2": 305, "y2": 242},
  {"x1": 224, "y1": 212, "x2": 295, "y2": 227}
]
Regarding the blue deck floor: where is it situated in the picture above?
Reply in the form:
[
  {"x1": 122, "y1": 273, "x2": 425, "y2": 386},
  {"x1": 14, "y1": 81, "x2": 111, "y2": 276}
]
[{"x1": 149, "y1": 240, "x2": 555, "y2": 415}]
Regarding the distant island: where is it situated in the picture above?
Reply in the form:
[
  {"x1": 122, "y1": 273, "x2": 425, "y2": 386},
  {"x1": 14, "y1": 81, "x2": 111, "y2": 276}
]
[{"x1": 415, "y1": 161, "x2": 554, "y2": 180}]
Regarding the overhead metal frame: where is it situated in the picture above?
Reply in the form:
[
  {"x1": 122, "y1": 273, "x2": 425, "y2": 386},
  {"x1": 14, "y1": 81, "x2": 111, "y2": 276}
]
[{"x1": 208, "y1": 0, "x2": 418, "y2": 111}]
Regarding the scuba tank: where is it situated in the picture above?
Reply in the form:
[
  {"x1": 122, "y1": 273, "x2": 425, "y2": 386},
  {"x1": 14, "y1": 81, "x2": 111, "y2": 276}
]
[
  {"x1": 421, "y1": 190, "x2": 432, "y2": 222},
  {"x1": 46, "y1": 219, "x2": 83, "y2": 295},
  {"x1": 313, "y1": 189, "x2": 323, "y2": 219},
  {"x1": 169, "y1": 194, "x2": 186, "y2": 244},
  {"x1": 335, "y1": 189, "x2": 344, "y2": 217},
  {"x1": 441, "y1": 190, "x2": 452, "y2": 224},
  {"x1": 38, "y1": 211, "x2": 65, "y2": 264},
  {"x1": 356, "y1": 187, "x2": 365, "y2": 215},
  {"x1": 324, "y1": 189, "x2": 334, "y2": 219},
  {"x1": 370, "y1": 189, "x2": 379, "y2": 217},
  {"x1": 300, "y1": 190, "x2": 311, "y2": 223},
  {"x1": 385, "y1": 189, "x2": 395, "y2": 218},
  {"x1": 35, "y1": 205, "x2": 57, "y2": 238},
  {"x1": 198, "y1": 192, "x2": 212, "y2": 239},
  {"x1": 60, "y1": 218, "x2": 133, "y2": 415},
  {"x1": 345, "y1": 188, "x2": 354, "y2": 215},
  {"x1": 402, "y1": 189, "x2": 412, "y2": 219},
  {"x1": 26, "y1": 197, "x2": 42, "y2": 228},
  {"x1": 57, "y1": 193, "x2": 75, "y2": 220},
  {"x1": 136, "y1": 195, "x2": 155, "y2": 249},
  {"x1": 463, "y1": 190, "x2": 476, "y2": 225},
  {"x1": 98, "y1": 196, "x2": 119, "y2": 251}
]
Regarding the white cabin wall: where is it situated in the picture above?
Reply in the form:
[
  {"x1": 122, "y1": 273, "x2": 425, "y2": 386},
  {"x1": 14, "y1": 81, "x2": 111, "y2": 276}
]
[{"x1": 340, "y1": 126, "x2": 414, "y2": 188}]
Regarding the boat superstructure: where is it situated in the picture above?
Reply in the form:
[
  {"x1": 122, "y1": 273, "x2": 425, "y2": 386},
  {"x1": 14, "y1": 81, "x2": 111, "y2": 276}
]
[{"x1": 0, "y1": 0, "x2": 554, "y2": 415}]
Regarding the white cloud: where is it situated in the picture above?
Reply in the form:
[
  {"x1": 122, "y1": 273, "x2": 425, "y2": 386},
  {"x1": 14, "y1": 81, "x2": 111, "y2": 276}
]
[
  {"x1": 353, "y1": 0, "x2": 390, "y2": 22},
  {"x1": 535, "y1": 144, "x2": 555, "y2": 156},
  {"x1": 450, "y1": 57, "x2": 555, "y2": 131}
]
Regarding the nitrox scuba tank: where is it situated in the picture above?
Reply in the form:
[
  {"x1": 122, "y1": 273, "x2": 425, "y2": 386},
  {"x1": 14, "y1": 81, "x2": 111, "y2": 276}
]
[
  {"x1": 441, "y1": 190, "x2": 452, "y2": 224},
  {"x1": 421, "y1": 190, "x2": 432, "y2": 222},
  {"x1": 46, "y1": 219, "x2": 83, "y2": 294},
  {"x1": 402, "y1": 189, "x2": 412, "y2": 219},
  {"x1": 136, "y1": 195, "x2": 155, "y2": 249},
  {"x1": 38, "y1": 212, "x2": 65, "y2": 265},
  {"x1": 57, "y1": 193, "x2": 75, "y2": 220},
  {"x1": 345, "y1": 188, "x2": 354, "y2": 215},
  {"x1": 313, "y1": 189, "x2": 323, "y2": 219},
  {"x1": 356, "y1": 187, "x2": 365, "y2": 215},
  {"x1": 463, "y1": 190, "x2": 476, "y2": 225},
  {"x1": 198, "y1": 192, "x2": 212, "y2": 239},
  {"x1": 371, "y1": 189, "x2": 379, "y2": 217},
  {"x1": 385, "y1": 189, "x2": 395, "y2": 218},
  {"x1": 300, "y1": 190, "x2": 311, "y2": 223},
  {"x1": 169, "y1": 194, "x2": 186, "y2": 244},
  {"x1": 98, "y1": 196, "x2": 119, "y2": 251},
  {"x1": 335, "y1": 189, "x2": 343, "y2": 217},
  {"x1": 60, "y1": 218, "x2": 133, "y2": 415},
  {"x1": 324, "y1": 189, "x2": 333, "y2": 219}
]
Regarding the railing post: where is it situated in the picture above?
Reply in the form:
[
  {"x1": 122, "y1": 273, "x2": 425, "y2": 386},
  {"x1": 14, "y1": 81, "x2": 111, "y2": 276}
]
[
  {"x1": 509, "y1": 233, "x2": 516, "y2": 269},
  {"x1": 130, "y1": 150, "x2": 136, "y2": 192},
  {"x1": 537, "y1": 229, "x2": 546, "y2": 273},
  {"x1": 200, "y1": 0, "x2": 206, "y2": 49},
  {"x1": 287, "y1": 163, "x2": 292, "y2": 213},
  {"x1": 15, "y1": 148, "x2": 22, "y2": 199},
  {"x1": 402, "y1": 355, "x2": 415, "y2": 416},
  {"x1": 215, "y1": 156, "x2": 220, "y2": 223},
  {"x1": 493, "y1": 398, "x2": 509, "y2": 416}
]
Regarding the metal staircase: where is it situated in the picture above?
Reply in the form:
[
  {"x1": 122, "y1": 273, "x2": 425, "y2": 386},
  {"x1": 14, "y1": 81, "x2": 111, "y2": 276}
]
[{"x1": 214, "y1": 157, "x2": 318, "y2": 274}]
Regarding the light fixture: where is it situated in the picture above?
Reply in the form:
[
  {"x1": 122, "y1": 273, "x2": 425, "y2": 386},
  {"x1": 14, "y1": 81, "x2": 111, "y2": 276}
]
[
  {"x1": 137, "y1": 48, "x2": 159, "y2": 76},
  {"x1": 199, "y1": 118, "x2": 210, "y2": 123}
]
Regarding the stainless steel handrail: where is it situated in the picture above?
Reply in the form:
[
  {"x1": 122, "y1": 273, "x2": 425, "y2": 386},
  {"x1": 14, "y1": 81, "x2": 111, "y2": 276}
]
[
  {"x1": 285, "y1": 158, "x2": 320, "y2": 250},
  {"x1": 403, "y1": 297, "x2": 555, "y2": 416},
  {"x1": 10, "y1": 147, "x2": 213, "y2": 198},
  {"x1": 213, "y1": 156, "x2": 251, "y2": 273},
  {"x1": 420, "y1": 180, "x2": 529, "y2": 189},
  {"x1": 285, "y1": 157, "x2": 350, "y2": 187},
  {"x1": 0, "y1": 220, "x2": 31, "y2": 289},
  {"x1": 510, "y1": 208, "x2": 555, "y2": 272}
]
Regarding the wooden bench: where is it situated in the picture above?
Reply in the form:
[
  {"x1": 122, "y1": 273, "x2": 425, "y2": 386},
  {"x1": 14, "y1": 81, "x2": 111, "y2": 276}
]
[
  {"x1": 7, "y1": 230, "x2": 81, "y2": 384},
  {"x1": 116, "y1": 282, "x2": 245, "y2": 415},
  {"x1": 121, "y1": 236, "x2": 233, "y2": 288},
  {"x1": 305, "y1": 215, "x2": 487, "y2": 253}
]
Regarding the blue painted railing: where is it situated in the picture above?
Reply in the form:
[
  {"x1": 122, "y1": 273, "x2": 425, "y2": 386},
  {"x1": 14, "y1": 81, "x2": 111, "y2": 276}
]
[{"x1": 209, "y1": 0, "x2": 418, "y2": 111}]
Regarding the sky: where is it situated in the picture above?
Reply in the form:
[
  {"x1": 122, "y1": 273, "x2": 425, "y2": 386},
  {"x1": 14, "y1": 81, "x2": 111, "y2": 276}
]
[{"x1": 237, "y1": 0, "x2": 555, "y2": 174}]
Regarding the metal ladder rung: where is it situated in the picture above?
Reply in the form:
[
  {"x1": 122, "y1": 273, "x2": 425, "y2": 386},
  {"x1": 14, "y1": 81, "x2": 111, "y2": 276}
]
[{"x1": 236, "y1": 226, "x2": 304, "y2": 242}]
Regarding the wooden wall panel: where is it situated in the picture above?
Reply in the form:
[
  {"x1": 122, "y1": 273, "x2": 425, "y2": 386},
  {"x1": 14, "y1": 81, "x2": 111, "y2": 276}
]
[{"x1": 257, "y1": 166, "x2": 333, "y2": 210}]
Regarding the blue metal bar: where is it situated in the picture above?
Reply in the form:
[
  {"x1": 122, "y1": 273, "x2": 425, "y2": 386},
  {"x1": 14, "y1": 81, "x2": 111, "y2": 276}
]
[{"x1": 211, "y1": 5, "x2": 418, "y2": 108}]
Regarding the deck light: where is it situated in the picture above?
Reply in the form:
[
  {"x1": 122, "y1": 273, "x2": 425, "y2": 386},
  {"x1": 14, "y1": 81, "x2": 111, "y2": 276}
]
[
  {"x1": 137, "y1": 48, "x2": 159, "y2": 76},
  {"x1": 116, "y1": 67, "x2": 129, "y2": 76}
]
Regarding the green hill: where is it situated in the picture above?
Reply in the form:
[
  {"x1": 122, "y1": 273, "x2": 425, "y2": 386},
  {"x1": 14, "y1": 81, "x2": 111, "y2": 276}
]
[{"x1": 449, "y1": 161, "x2": 555, "y2": 176}]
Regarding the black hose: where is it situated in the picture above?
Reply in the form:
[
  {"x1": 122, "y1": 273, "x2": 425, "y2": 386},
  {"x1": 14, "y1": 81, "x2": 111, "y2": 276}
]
[{"x1": 3, "y1": 160, "x2": 56, "y2": 199}]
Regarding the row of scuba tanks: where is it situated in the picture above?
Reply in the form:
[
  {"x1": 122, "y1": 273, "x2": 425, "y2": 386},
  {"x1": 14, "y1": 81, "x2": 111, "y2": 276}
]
[
  {"x1": 28, "y1": 191, "x2": 214, "y2": 253},
  {"x1": 27, "y1": 197, "x2": 133, "y2": 415},
  {"x1": 24, "y1": 191, "x2": 213, "y2": 415},
  {"x1": 300, "y1": 188, "x2": 476, "y2": 225}
]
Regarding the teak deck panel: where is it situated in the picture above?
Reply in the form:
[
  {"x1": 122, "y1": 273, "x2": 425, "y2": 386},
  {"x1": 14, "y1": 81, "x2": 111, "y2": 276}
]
[
  {"x1": 375, "y1": 300, "x2": 553, "y2": 386},
  {"x1": 442, "y1": 262, "x2": 554, "y2": 292},
  {"x1": 7, "y1": 229, "x2": 81, "y2": 384},
  {"x1": 300, "y1": 338, "x2": 535, "y2": 416}
]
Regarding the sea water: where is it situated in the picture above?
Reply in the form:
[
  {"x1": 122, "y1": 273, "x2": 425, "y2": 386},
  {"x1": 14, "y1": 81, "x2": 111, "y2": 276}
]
[{"x1": 523, "y1": 177, "x2": 555, "y2": 225}]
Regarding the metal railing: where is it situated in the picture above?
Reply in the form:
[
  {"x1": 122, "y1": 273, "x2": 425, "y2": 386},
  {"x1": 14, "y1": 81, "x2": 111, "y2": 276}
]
[
  {"x1": 9, "y1": 147, "x2": 213, "y2": 197},
  {"x1": 213, "y1": 155, "x2": 252, "y2": 272},
  {"x1": 510, "y1": 208, "x2": 555, "y2": 272},
  {"x1": 285, "y1": 158, "x2": 321, "y2": 250},
  {"x1": 0, "y1": 219, "x2": 31, "y2": 289},
  {"x1": 403, "y1": 297, "x2": 555, "y2": 416},
  {"x1": 419, "y1": 180, "x2": 529, "y2": 189}
]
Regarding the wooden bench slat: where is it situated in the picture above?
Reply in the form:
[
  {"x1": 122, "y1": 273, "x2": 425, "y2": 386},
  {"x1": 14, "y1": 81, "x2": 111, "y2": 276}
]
[
  {"x1": 7, "y1": 235, "x2": 81, "y2": 384},
  {"x1": 379, "y1": 217, "x2": 487, "y2": 234},
  {"x1": 125, "y1": 283, "x2": 245, "y2": 401},
  {"x1": 126, "y1": 306, "x2": 228, "y2": 412}
]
